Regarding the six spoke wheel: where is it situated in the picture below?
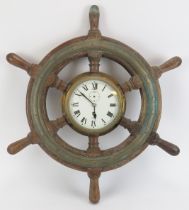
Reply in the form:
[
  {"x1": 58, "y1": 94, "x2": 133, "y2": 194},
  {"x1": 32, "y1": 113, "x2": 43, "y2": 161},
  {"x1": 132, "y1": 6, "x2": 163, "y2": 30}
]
[{"x1": 7, "y1": 5, "x2": 181, "y2": 204}]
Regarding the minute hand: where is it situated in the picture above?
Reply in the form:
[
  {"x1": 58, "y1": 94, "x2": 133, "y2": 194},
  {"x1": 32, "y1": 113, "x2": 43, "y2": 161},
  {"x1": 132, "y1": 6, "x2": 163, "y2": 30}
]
[{"x1": 78, "y1": 91, "x2": 94, "y2": 106}]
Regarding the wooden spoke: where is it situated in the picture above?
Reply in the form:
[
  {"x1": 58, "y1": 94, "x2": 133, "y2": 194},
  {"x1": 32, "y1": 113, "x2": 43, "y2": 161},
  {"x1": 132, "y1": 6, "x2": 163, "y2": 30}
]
[
  {"x1": 88, "y1": 5, "x2": 101, "y2": 38},
  {"x1": 49, "y1": 116, "x2": 67, "y2": 133},
  {"x1": 152, "y1": 56, "x2": 182, "y2": 79},
  {"x1": 6, "y1": 53, "x2": 38, "y2": 77},
  {"x1": 88, "y1": 6, "x2": 102, "y2": 72},
  {"x1": 87, "y1": 136, "x2": 101, "y2": 155},
  {"x1": 7, "y1": 132, "x2": 39, "y2": 155},
  {"x1": 47, "y1": 75, "x2": 67, "y2": 91},
  {"x1": 148, "y1": 132, "x2": 180, "y2": 156},
  {"x1": 87, "y1": 135, "x2": 101, "y2": 203},
  {"x1": 88, "y1": 51, "x2": 102, "y2": 73},
  {"x1": 120, "y1": 117, "x2": 140, "y2": 135},
  {"x1": 87, "y1": 168, "x2": 101, "y2": 204},
  {"x1": 121, "y1": 75, "x2": 142, "y2": 93}
]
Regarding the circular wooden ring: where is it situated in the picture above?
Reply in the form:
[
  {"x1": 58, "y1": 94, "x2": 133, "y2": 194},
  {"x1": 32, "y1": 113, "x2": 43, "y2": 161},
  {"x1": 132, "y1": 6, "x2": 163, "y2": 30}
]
[{"x1": 27, "y1": 36, "x2": 161, "y2": 171}]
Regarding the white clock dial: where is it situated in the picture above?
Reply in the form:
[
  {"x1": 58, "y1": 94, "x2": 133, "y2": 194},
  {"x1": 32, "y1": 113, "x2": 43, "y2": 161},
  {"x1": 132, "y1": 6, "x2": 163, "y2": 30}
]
[{"x1": 65, "y1": 75, "x2": 125, "y2": 134}]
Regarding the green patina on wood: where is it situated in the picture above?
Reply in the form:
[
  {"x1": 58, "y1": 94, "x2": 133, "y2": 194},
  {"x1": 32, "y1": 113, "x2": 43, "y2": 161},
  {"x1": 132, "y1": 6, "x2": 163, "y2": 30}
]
[
  {"x1": 30, "y1": 37, "x2": 160, "y2": 170},
  {"x1": 6, "y1": 6, "x2": 180, "y2": 204}
]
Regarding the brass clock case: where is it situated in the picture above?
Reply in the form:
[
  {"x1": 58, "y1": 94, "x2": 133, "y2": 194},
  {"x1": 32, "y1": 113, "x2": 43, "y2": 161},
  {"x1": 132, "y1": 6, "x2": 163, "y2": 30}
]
[
  {"x1": 7, "y1": 5, "x2": 181, "y2": 204},
  {"x1": 62, "y1": 72, "x2": 126, "y2": 136}
]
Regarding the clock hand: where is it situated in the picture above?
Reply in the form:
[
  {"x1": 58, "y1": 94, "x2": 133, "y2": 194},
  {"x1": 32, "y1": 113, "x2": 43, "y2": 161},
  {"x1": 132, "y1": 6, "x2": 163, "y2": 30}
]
[
  {"x1": 92, "y1": 105, "x2": 97, "y2": 119},
  {"x1": 78, "y1": 90, "x2": 94, "y2": 106},
  {"x1": 78, "y1": 90, "x2": 97, "y2": 118}
]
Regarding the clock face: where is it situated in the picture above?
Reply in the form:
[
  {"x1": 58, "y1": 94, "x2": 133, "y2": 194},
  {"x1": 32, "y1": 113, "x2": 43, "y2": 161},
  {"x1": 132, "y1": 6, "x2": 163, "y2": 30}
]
[{"x1": 63, "y1": 73, "x2": 126, "y2": 136}]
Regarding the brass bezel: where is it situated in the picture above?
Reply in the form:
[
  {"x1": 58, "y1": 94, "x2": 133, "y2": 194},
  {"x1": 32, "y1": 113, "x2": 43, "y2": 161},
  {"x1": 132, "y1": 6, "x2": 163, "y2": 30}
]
[{"x1": 62, "y1": 72, "x2": 126, "y2": 136}]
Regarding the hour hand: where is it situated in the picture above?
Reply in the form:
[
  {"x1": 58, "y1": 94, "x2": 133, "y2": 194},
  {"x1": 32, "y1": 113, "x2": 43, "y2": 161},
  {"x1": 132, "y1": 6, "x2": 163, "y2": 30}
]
[
  {"x1": 92, "y1": 105, "x2": 97, "y2": 119},
  {"x1": 92, "y1": 111, "x2": 97, "y2": 119}
]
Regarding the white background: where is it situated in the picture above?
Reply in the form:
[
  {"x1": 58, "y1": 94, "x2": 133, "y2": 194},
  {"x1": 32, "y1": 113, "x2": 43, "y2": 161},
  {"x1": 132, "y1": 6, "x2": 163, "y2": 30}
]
[{"x1": 0, "y1": 0, "x2": 189, "y2": 210}]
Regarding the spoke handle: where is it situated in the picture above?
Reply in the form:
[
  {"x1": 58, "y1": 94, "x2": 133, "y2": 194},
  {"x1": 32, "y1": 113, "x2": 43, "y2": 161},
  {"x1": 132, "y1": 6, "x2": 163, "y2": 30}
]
[
  {"x1": 6, "y1": 53, "x2": 38, "y2": 77},
  {"x1": 88, "y1": 169, "x2": 101, "y2": 204},
  {"x1": 159, "y1": 56, "x2": 182, "y2": 73},
  {"x1": 152, "y1": 56, "x2": 182, "y2": 78},
  {"x1": 7, "y1": 133, "x2": 38, "y2": 155},
  {"x1": 7, "y1": 53, "x2": 32, "y2": 71},
  {"x1": 7, "y1": 137, "x2": 31, "y2": 155},
  {"x1": 89, "y1": 5, "x2": 100, "y2": 32},
  {"x1": 156, "y1": 139, "x2": 180, "y2": 156},
  {"x1": 149, "y1": 133, "x2": 180, "y2": 156}
]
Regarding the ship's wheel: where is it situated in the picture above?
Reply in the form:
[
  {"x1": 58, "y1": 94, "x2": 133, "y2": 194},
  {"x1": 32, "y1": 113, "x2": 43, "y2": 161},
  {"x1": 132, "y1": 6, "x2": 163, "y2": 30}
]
[{"x1": 7, "y1": 5, "x2": 181, "y2": 203}]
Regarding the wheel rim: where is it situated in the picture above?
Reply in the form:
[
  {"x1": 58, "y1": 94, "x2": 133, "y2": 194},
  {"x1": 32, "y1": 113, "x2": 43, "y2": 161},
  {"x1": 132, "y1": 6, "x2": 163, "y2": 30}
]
[{"x1": 28, "y1": 36, "x2": 161, "y2": 171}]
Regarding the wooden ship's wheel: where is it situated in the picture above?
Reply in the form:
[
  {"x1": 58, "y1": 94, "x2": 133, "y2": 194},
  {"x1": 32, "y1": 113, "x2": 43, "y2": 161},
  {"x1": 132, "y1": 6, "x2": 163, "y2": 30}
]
[{"x1": 7, "y1": 5, "x2": 181, "y2": 203}]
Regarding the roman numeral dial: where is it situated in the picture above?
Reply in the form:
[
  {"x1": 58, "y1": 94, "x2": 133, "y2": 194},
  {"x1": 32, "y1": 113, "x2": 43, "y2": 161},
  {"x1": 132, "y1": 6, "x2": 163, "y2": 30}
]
[
  {"x1": 107, "y1": 111, "x2": 114, "y2": 118},
  {"x1": 92, "y1": 81, "x2": 98, "y2": 90},
  {"x1": 82, "y1": 84, "x2": 88, "y2": 91},
  {"x1": 64, "y1": 73, "x2": 125, "y2": 135}
]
